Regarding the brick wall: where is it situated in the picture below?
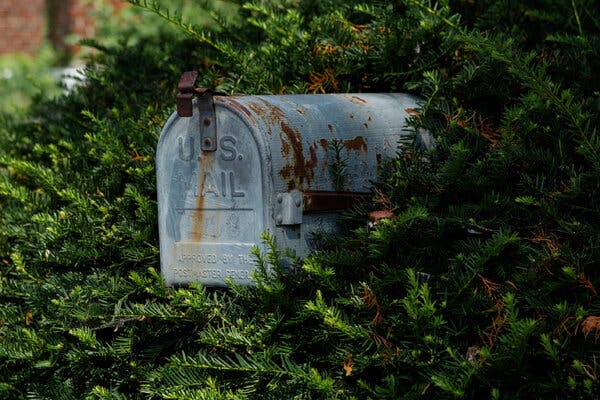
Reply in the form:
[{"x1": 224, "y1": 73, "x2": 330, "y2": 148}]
[
  {"x1": 48, "y1": 0, "x2": 96, "y2": 56},
  {"x1": 0, "y1": 1, "x2": 47, "y2": 56},
  {"x1": 0, "y1": 0, "x2": 126, "y2": 57}
]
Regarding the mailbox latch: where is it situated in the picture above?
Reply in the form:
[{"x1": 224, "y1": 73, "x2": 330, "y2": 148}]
[
  {"x1": 275, "y1": 190, "x2": 303, "y2": 225},
  {"x1": 176, "y1": 71, "x2": 218, "y2": 153}
]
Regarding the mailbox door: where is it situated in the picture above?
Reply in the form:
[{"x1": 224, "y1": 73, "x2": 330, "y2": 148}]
[
  {"x1": 227, "y1": 93, "x2": 422, "y2": 256},
  {"x1": 157, "y1": 100, "x2": 268, "y2": 286}
]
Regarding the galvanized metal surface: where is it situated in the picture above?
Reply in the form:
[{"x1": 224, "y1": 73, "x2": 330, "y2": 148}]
[{"x1": 157, "y1": 89, "x2": 425, "y2": 286}]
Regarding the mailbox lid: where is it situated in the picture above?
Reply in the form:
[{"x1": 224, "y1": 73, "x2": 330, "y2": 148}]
[
  {"x1": 218, "y1": 93, "x2": 420, "y2": 193},
  {"x1": 156, "y1": 98, "x2": 269, "y2": 286}
]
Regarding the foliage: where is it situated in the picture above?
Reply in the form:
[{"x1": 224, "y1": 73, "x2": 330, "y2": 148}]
[
  {"x1": 0, "y1": 46, "x2": 62, "y2": 115},
  {"x1": 1, "y1": 0, "x2": 600, "y2": 398},
  {"x1": 89, "y1": 0, "x2": 241, "y2": 51}
]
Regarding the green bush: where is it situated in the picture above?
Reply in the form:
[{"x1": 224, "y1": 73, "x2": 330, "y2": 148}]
[
  {"x1": 0, "y1": 47, "x2": 62, "y2": 115},
  {"x1": 1, "y1": 0, "x2": 600, "y2": 398}
]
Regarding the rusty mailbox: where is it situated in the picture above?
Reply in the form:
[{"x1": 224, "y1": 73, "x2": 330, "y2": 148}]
[{"x1": 157, "y1": 71, "x2": 426, "y2": 286}]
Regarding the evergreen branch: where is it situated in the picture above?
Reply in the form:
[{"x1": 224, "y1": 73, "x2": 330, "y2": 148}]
[
  {"x1": 207, "y1": 8, "x2": 248, "y2": 47},
  {"x1": 125, "y1": 0, "x2": 225, "y2": 53},
  {"x1": 571, "y1": 0, "x2": 584, "y2": 37},
  {"x1": 166, "y1": 351, "x2": 312, "y2": 379},
  {"x1": 406, "y1": 0, "x2": 463, "y2": 32},
  {"x1": 304, "y1": 290, "x2": 370, "y2": 339},
  {"x1": 91, "y1": 317, "x2": 140, "y2": 331},
  {"x1": 464, "y1": 34, "x2": 598, "y2": 164},
  {"x1": 451, "y1": 230, "x2": 521, "y2": 297},
  {"x1": 584, "y1": 8, "x2": 600, "y2": 30},
  {"x1": 116, "y1": 301, "x2": 186, "y2": 320}
]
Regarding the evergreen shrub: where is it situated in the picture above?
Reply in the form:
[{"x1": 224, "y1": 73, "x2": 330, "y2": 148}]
[{"x1": 1, "y1": 0, "x2": 599, "y2": 398}]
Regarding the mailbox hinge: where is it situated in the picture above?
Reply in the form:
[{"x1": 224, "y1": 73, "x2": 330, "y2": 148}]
[
  {"x1": 176, "y1": 71, "x2": 218, "y2": 153},
  {"x1": 197, "y1": 88, "x2": 217, "y2": 152}
]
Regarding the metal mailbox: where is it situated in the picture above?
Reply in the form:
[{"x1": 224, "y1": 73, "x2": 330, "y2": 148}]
[{"x1": 157, "y1": 71, "x2": 426, "y2": 286}]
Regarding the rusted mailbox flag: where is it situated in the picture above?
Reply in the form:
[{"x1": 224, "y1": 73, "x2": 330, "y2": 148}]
[{"x1": 157, "y1": 71, "x2": 426, "y2": 286}]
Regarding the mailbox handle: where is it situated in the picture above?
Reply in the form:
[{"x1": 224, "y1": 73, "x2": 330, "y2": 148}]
[
  {"x1": 303, "y1": 191, "x2": 369, "y2": 213},
  {"x1": 176, "y1": 71, "x2": 198, "y2": 117},
  {"x1": 276, "y1": 190, "x2": 370, "y2": 225}
]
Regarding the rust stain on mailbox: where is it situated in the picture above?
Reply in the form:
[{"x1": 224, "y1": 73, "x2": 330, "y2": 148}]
[
  {"x1": 279, "y1": 121, "x2": 319, "y2": 190},
  {"x1": 191, "y1": 153, "x2": 214, "y2": 242},
  {"x1": 257, "y1": 98, "x2": 286, "y2": 121},
  {"x1": 219, "y1": 96, "x2": 256, "y2": 125},
  {"x1": 351, "y1": 95, "x2": 368, "y2": 105},
  {"x1": 246, "y1": 101, "x2": 266, "y2": 117},
  {"x1": 343, "y1": 136, "x2": 368, "y2": 152},
  {"x1": 157, "y1": 76, "x2": 427, "y2": 286}
]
